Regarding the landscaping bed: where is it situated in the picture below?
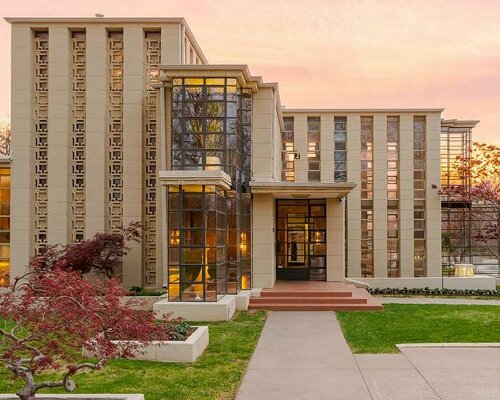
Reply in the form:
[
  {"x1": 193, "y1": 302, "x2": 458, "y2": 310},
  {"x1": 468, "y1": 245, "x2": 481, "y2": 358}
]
[
  {"x1": 337, "y1": 304, "x2": 500, "y2": 353},
  {"x1": 108, "y1": 326, "x2": 208, "y2": 363},
  {"x1": 0, "y1": 311, "x2": 268, "y2": 400},
  {"x1": 369, "y1": 287, "x2": 500, "y2": 298}
]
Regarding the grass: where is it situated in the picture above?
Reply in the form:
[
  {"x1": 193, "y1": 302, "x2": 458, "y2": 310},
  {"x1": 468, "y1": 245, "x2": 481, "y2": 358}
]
[
  {"x1": 0, "y1": 310, "x2": 267, "y2": 400},
  {"x1": 337, "y1": 304, "x2": 500, "y2": 354}
]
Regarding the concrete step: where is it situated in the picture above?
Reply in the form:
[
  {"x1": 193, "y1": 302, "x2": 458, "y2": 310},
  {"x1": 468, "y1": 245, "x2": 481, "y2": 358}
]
[
  {"x1": 259, "y1": 290, "x2": 352, "y2": 298},
  {"x1": 250, "y1": 296, "x2": 368, "y2": 305},
  {"x1": 248, "y1": 303, "x2": 383, "y2": 311}
]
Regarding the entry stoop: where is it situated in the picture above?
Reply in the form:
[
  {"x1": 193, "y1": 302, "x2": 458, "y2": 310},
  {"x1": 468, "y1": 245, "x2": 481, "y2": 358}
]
[{"x1": 248, "y1": 281, "x2": 382, "y2": 311}]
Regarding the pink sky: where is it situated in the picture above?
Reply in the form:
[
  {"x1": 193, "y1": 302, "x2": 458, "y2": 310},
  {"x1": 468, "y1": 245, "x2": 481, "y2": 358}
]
[{"x1": 1, "y1": 0, "x2": 500, "y2": 143}]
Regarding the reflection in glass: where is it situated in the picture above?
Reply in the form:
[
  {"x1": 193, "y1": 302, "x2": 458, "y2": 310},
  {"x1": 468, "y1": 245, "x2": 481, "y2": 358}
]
[
  {"x1": 167, "y1": 78, "x2": 253, "y2": 300},
  {"x1": 360, "y1": 117, "x2": 374, "y2": 277}
]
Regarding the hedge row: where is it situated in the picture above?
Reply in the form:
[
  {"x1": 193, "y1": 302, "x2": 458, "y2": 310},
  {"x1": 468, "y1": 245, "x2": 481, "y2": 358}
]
[{"x1": 368, "y1": 287, "x2": 500, "y2": 297}]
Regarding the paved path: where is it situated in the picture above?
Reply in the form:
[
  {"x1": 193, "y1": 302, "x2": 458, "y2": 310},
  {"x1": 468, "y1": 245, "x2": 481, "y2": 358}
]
[
  {"x1": 379, "y1": 297, "x2": 500, "y2": 305},
  {"x1": 236, "y1": 311, "x2": 371, "y2": 400},
  {"x1": 237, "y1": 311, "x2": 500, "y2": 400},
  {"x1": 356, "y1": 347, "x2": 500, "y2": 399}
]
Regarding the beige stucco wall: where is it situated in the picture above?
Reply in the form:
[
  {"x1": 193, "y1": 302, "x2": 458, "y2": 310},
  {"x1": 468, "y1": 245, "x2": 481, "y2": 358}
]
[
  {"x1": 252, "y1": 193, "x2": 275, "y2": 288},
  {"x1": 85, "y1": 26, "x2": 107, "y2": 237},
  {"x1": 9, "y1": 20, "x2": 190, "y2": 286},
  {"x1": 47, "y1": 27, "x2": 71, "y2": 245},
  {"x1": 282, "y1": 110, "x2": 443, "y2": 281},
  {"x1": 346, "y1": 115, "x2": 361, "y2": 277},
  {"x1": 426, "y1": 114, "x2": 442, "y2": 277},
  {"x1": 10, "y1": 25, "x2": 33, "y2": 280},
  {"x1": 122, "y1": 27, "x2": 144, "y2": 287},
  {"x1": 326, "y1": 198, "x2": 345, "y2": 281},
  {"x1": 252, "y1": 87, "x2": 276, "y2": 183}
]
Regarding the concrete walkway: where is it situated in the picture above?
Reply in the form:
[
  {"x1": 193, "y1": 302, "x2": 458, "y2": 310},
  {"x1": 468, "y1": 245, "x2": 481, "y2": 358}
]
[
  {"x1": 379, "y1": 297, "x2": 500, "y2": 305},
  {"x1": 237, "y1": 311, "x2": 500, "y2": 400},
  {"x1": 355, "y1": 347, "x2": 500, "y2": 400},
  {"x1": 236, "y1": 311, "x2": 371, "y2": 400}
]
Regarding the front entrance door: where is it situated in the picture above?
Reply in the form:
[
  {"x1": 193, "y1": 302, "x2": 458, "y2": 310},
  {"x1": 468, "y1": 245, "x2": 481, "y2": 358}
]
[{"x1": 276, "y1": 199, "x2": 327, "y2": 281}]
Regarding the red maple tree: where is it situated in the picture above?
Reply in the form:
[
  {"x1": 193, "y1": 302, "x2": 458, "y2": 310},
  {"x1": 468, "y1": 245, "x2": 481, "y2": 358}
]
[
  {"x1": 31, "y1": 222, "x2": 141, "y2": 278},
  {"x1": 440, "y1": 142, "x2": 500, "y2": 261},
  {"x1": 0, "y1": 268, "x2": 179, "y2": 400}
]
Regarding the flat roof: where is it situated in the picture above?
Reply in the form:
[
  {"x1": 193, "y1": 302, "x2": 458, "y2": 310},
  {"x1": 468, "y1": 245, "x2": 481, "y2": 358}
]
[
  {"x1": 4, "y1": 17, "x2": 208, "y2": 64},
  {"x1": 282, "y1": 108, "x2": 445, "y2": 113},
  {"x1": 5, "y1": 17, "x2": 186, "y2": 23}
]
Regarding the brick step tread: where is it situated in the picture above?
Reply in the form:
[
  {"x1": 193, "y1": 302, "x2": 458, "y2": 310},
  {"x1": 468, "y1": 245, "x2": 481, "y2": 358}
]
[
  {"x1": 250, "y1": 297, "x2": 368, "y2": 304},
  {"x1": 248, "y1": 303, "x2": 382, "y2": 311},
  {"x1": 260, "y1": 291, "x2": 353, "y2": 298}
]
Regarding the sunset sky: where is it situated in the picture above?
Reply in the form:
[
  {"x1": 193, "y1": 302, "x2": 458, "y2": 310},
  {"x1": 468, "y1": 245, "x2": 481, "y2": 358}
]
[{"x1": 1, "y1": 0, "x2": 499, "y2": 143}]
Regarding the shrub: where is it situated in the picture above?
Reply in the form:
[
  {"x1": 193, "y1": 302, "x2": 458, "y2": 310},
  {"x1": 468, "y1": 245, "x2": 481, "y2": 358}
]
[{"x1": 368, "y1": 287, "x2": 500, "y2": 297}]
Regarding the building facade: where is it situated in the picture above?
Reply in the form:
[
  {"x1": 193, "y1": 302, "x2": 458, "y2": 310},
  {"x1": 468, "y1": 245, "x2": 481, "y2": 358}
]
[{"x1": 6, "y1": 17, "x2": 495, "y2": 298}]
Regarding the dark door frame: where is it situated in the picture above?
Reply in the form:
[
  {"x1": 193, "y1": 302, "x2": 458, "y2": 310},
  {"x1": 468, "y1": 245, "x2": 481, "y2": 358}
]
[{"x1": 275, "y1": 199, "x2": 327, "y2": 281}]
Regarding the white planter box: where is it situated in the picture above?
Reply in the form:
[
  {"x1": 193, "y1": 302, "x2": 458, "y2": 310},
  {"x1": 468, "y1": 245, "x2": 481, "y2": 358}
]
[
  {"x1": 84, "y1": 326, "x2": 209, "y2": 363},
  {"x1": 154, "y1": 295, "x2": 236, "y2": 321},
  {"x1": 0, "y1": 395, "x2": 144, "y2": 400}
]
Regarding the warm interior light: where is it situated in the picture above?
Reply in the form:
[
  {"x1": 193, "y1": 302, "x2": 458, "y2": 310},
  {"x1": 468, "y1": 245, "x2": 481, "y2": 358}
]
[{"x1": 169, "y1": 230, "x2": 180, "y2": 246}]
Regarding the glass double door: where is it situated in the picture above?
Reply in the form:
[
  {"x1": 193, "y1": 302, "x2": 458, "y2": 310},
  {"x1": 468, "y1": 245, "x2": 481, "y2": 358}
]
[{"x1": 276, "y1": 199, "x2": 327, "y2": 281}]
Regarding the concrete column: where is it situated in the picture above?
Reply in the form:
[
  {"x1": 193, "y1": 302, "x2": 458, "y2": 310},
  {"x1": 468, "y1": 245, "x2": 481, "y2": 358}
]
[
  {"x1": 373, "y1": 114, "x2": 388, "y2": 278},
  {"x1": 252, "y1": 88, "x2": 275, "y2": 182},
  {"x1": 327, "y1": 198, "x2": 345, "y2": 281},
  {"x1": 156, "y1": 85, "x2": 167, "y2": 288},
  {"x1": 294, "y1": 114, "x2": 308, "y2": 182},
  {"x1": 122, "y1": 27, "x2": 144, "y2": 287},
  {"x1": 252, "y1": 193, "x2": 275, "y2": 288},
  {"x1": 161, "y1": 24, "x2": 182, "y2": 65},
  {"x1": 426, "y1": 113, "x2": 442, "y2": 277},
  {"x1": 47, "y1": 27, "x2": 71, "y2": 245},
  {"x1": 10, "y1": 26, "x2": 33, "y2": 280},
  {"x1": 399, "y1": 114, "x2": 414, "y2": 277},
  {"x1": 85, "y1": 27, "x2": 107, "y2": 237},
  {"x1": 320, "y1": 115, "x2": 334, "y2": 182},
  {"x1": 346, "y1": 114, "x2": 361, "y2": 277}
]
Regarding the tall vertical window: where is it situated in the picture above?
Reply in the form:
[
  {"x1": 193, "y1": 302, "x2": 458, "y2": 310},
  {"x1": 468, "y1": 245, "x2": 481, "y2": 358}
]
[
  {"x1": 169, "y1": 78, "x2": 252, "y2": 301},
  {"x1": 107, "y1": 31, "x2": 123, "y2": 234},
  {"x1": 307, "y1": 117, "x2": 321, "y2": 181},
  {"x1": 361, "y1": 117, "x2": 374, "y2": 277},
  {"x1": 33, "y1": 31, "x2": 49, "y2": 249},
  {"x1": 334, "y1": 116, "x2": 347, "y2": 182},
  {"x1": 167, "y1": 185, "x2": 227, "y2": 302},
  {"x1": 143, "y1": 31, "x2": 161, "y2": 286},
  {"x1": 71, "y1": 31, "x2": 86, "y2": 243},
  {"x1": 172, "y1": 78, "x2": 250, "y2": 183},
  {"x1": 387, "y1": 116, "x2": 400, "y2": 277},
  {"x1": 414, "y1": 116, "x2": 427, "y2": 276},
  {"x1": 0, "y1": 168, "x2": 9, "y2": 286},
  {"x1": 281, "y1": 117, "x2": 295, "y2": 181}
]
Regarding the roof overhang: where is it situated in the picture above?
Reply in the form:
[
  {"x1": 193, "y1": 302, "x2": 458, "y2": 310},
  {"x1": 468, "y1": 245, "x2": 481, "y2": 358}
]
[
  {"x1": 441, "y1": 119, "x2": 480, "y2": 129},
  {"x1": 158, "y1": 64, "x2": 277, "y2": 93},
  {"x1": 157, "y1": 64, "x2": 283, "y2": 132},
  {"x1": 250, "y1": 181, "x2": 356, "y2": 199},
  {"x1": 159, "y1": 170, "x2": 232, "y2": 190}
]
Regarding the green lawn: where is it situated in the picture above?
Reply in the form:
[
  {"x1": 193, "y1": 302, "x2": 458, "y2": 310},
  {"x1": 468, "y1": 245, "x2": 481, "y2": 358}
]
[
  {"x1": 337, "y1": 304, "x2": 500, "y2": 354},
  {"x1": 0, "y1": 310, "x2": 267, "y2": 400}
]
